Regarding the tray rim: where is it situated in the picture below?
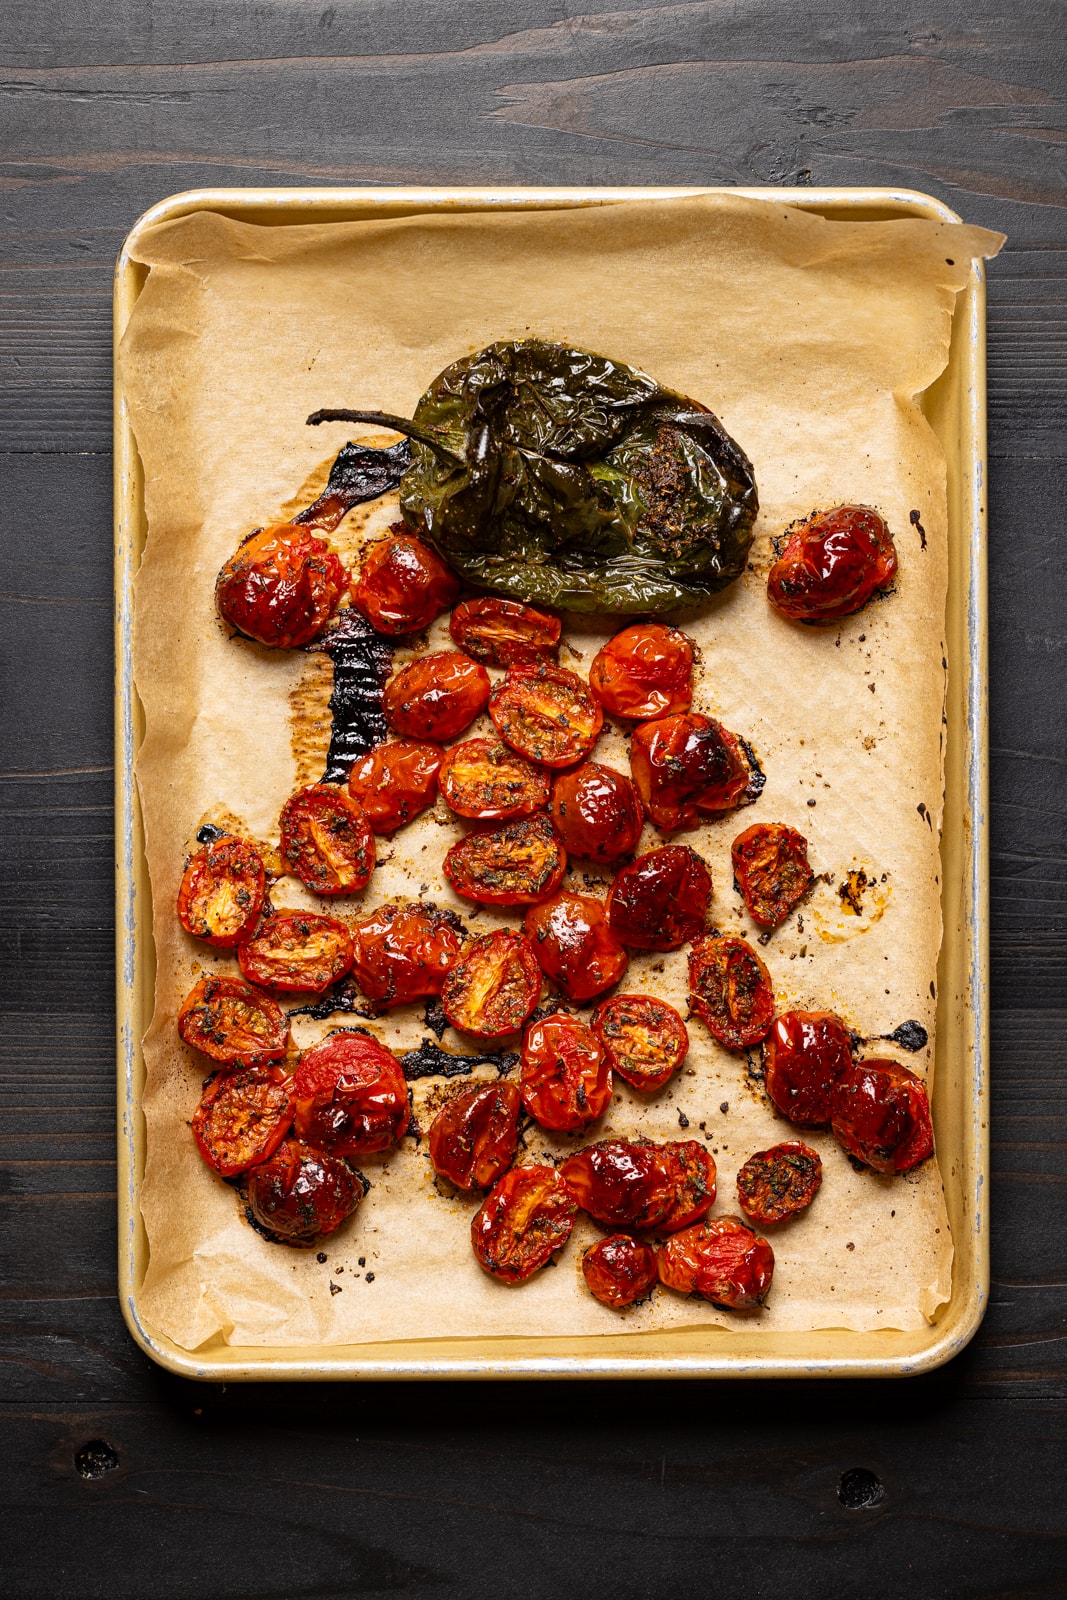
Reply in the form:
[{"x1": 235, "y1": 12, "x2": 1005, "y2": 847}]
[{"x1": 114, "y1": 183, "x2": 990, "y2": 1381}]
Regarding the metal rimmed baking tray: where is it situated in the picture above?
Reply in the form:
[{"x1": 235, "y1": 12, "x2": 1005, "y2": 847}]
[{"x1": 114, "y1": 185, "x2": 989, "y2": 1380}]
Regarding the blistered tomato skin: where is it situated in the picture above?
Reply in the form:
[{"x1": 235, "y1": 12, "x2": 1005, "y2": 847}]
[
  {"x1": 351, "y1": 528, "x2": 460, "y2": 634},
  {"x1": 438, "y1": 739, "x2": 550, "y2": 821},
  {"x1": 444, "y1": 814, "x2": 567, "y2": 907},
  {"x1": 247, "y1": 1140, "x2": 365, "y2": 1244},
  {"x1": 630, "y1": 713, "x2": 759, "y2": 832},
  {"x1": 523, "y1": 892, "x2": 629, "y2": 1003},
  {"x1": 583, "y1": 1234, "x2": 659, "y2": 1309},
  {"x1": 442, "y1": 930, "x2": 542, "y2": 1039},
  {"x1": 592, "y1": 994, "x2": 689, "y2": 1091},
  {"x1": 768, "y1": 505, "x2": 898, "y2": 623},
  {"x1": 292, "y1": 1029, "x2": 410, "y2": 1158},
  {"x1": 561, "y1": 1140, "x2": 678, "y2": 1229},
  {"x1": 471, "y1": 1165, "x2": 578, "y2": 1284},
  {"x1": 688, "y1": 935, "x2": 776, "y2": 1050},
  {"x1": 657, "y1": 1216, "x2": 775, "y2": 1309},
  {"x1": 216, "y1": 524, "x2": 347, "y2": 649},
  {"x1": 347, "y1": 740, "x2": 443, "y2": 835},
  {"x1": 657, "y1": 1141, "x2": 718, "y2": 1233},
  {"x1": 384, "y1": 651, "x2": 491, "y2": 743},
  {"x1": 449, "y1": 597, "x2": 561, "y2": 667},
  {"x1": 589, "y1": 623, "x2": 694, "y2": 719},
  {"x1": 731, "y1": 822, "x2": 813, "y2": 929},
  {"x1": 737, "y1": 1141, "x2": 823, "y2": 1224},
  {"x1": 428, "y1": 1082, "x2": 522, "y2": 1190},
  {"x1": 831, "y1": 1059, "x2": 934, "y2": 1173},
  {"x1": 177, "y1": 836, "x2": 266, "y2": 948},
  {"x1": 192, "y1": 1068, "x2": 294, "y2": 1178},
  {"x1": 177, "y1": 976, "x2": 289, "y2": 1067},
  {"x1": 549, "y1": 762, "x2": 643, "y2": 864},
  {"x1": 350, "y1": 902, "x2": 465, "y2": 1007},
  {"x1": 607, "y1": 845, "x2": 713, "y2": 951},
  {"x1": 237, "y1": 912, "x2": 353, "y2": 994},
  {"x1": 520, "y1": 1013, "x2": 613, "y2": 1133},
  {"x1": 762, "y1": 1010, "x2": 854, "y2": 1126},
  {"x1": 489, "y1": 662, "x2": 603, "y2": 768},
  {"x1": 279, "y1": 784, "x2": 375, "y2": 895}
]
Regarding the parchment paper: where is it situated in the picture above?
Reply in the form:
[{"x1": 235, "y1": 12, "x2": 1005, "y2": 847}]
[{"x1": 120, "y1": 193, "x2": 1003, "y2": 1350}]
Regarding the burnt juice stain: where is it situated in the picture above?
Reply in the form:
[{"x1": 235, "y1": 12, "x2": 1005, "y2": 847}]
[
  {"x1": 196, "y1": 822, "x2": 227, "y2": 844},
  {"x1": 883, "y1": 1020, "x2": 929, "y2": 1052},
  {"x1": 308, "y1": 609, "x2": 394, "y2": 784},
  {"x1": 399, "y1": 1038, "x2": 520, "y2": 1081},
  {"x1": 287, "y1": 976, "x2": 378, "y2": 1022}
]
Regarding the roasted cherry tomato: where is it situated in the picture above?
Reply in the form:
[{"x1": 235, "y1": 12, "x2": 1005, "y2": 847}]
[
  {"x1": 192, "y1": 1067, "x2": 294, "y2": 1178},
  {"x1": 582, "y1": 1234, "x2": 659, "y2": 1309},
  {"x1": 384, "y1": 651, "x2": 490, "y2": 742},
  {"x1": 489, "y1": 662, "x2": 603, "y2": 768},
  {"x1": 561, "y1": 1139, "x2": 677, "y2": 1229},
  {"x1": 237, "y1": 912, "x2": 353, "y2": 994},
  {"x1": 449, "y1": 597, "x2": 561, "y2": 666},
  {"x1": 442, "y1": 930, "x2": 542, "y2": 1039},
  {"x1": 549, "y1": 761, "x2": 643, "y2": 863},
  {"x1": 737, "y1": 1141, "x2": 823, "y2": 1224},
  {"x1": 657, "y1": 1140, "x2": 718, "y2": 1233},
  {"x1": 607, "y1": 844, "x2": 713, "y2": 951},
  {"x1": 630, "y1": 713, "x2": 757, "y2": 832},
  {"x1": 279, "y1": 783, "x2": 375, "y2": 896},
  {"x1": 444, "y1": 814, "x2": 566, "y2": 907},
  {"x1": 688, "y1": 935, "x2": 775, "y2": 1050},
  {"x1": 523, "y1": 891, "x2": 629, "y2": 1003},
  {"x1": 767, "y1": 505, "x2": 898, "y2": 623},
  {"x1": 589, "y1": 623, "x2": 694, "y2": 719},
  {"x1": 657, "y1": 1216, "x2": 774, "y2": 1309},
  {"x1": 291, "y1": 1029, "x2": 410, "y2": 1157},
  {"x1": 177, "y1": 835, "x2": 266, "y2": 949},
  {"x1": 347, "y1": 740, "x2": 443, "y2": 835},
  {"x1": 471, "y1": 1165, "x2": 578, "y2": 1284},
  {"x1": 438, "y1": 738, "x2": 550, "y2": 821},
  {"x1": 591, "y1": 994, "x2": 689, "y2": 1091},
  {"x1": 732, "y1": 822, "x2": 813, "y2": 929},
  {"x1": 520, "y1": 1013, "x2": 612, "y2": 1133},
  {"x1": 831, "y1": 1059, "x2": 934, "y2": 1173},
  {"x1": 351, "y1": 527, "x2": 460, "y2": 634},
  {"x1": 762, "y1": 1010, "x2": 854, "y2": 1126},
  {"x1": 216, "y1": 524, "x2": 347, "y2": 649},
  {"x1": 427, "y1": 1081, "x2": 522, "y2": 1190},
  {"x1": 247, "y1": 1139, "x2": 365, "y2": 1244},
  {"x1": 177, "y1": 975, "x2": 289, "y2": 1066},
  {"x1": 350, "y1": 902, "x2": 465, "y2": 1008}
]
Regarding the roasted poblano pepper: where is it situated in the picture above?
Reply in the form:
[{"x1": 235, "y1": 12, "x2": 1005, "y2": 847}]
[{"x1": 308, "y1": 339, "x2": 758, "y2": 613}]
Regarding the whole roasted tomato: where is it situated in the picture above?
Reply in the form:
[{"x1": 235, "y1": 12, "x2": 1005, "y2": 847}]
[
  {"x1": 384, "y1": 651, "x2": 490, "y2": 742},
  {"x1": 444, "y1": 814, "x2": 566, "y2": 907},
  {"x1": 688, "y1": 935, "x2": 775, "y2": 1050},
  {"x1": 767, "y1": 505, "x2": 897, "y2": 623},
  {"x1": 589, "y1": 623, "x2": 694, "y2": 719},
  {"x1": 549, "y1": 762, "x2": 643, "y2": 864},
  {"x1": 351, "y1": 527, "x2": 459, "y2": 634},
  {"x1": 347, "y1": 740, "x2": 443, "y2": 835},
  {"x1": 438, "y1": 738, "x2": 550, "y2": 821},
  {"x1": 428, "y1": 1081, "x2": 522, "y2": 1190},
  {"x1": 237, "y1": 912, "x2": 353, "y2": 994},
  {"x1": 607, "y1": 844, "x2": 712, "y2": 951},
  {"x1": 350, "y1": 902, "x2": 465, "y2": 1007},
  {"x1": 177, "y1": 975, "x2": 289, "y2": 1067},
  {"x1": 177, "y1": 836, "x2": 265, "y2": 948},
  {"x1": 523, "y1": 891, "x2": 628, "y2": 1003},
  {"x1": 561, "y1": 1139, "x2": 677, "y2": 1229},
  {"x1": 731, "y1": 822, "x2": 813, "y2": 929},
  {"x1": 279, "y1": 783, "x2": 375, "y2": 895},
  {"x1": 247, "y1": 1140, "x2": 366, "y2": 1244},
  {"x1": 591, "y1": 994, "x2": 689, "y2": 1091},
  {"x1": 450, "y1": 597, "x2": 561, "y2": 666},
  {"x1": 831, "y1": 1059, "x2": 934, "y2": 1173},
  {"x1": 192, "y1": 1067, "x2": 294, "y2": 1178},
  {"x1": 216, "y1": 524, "x2": 347, "y2": 649},
  {"x1": 630, "y1": 713, "x2": 759, "y2": 832},
  {"x1": 762, "y1": 1010, "x2": 854, "y2": 1125},
  {"x1": 291, "y1": 1029, "x2": 410, "y2": 1157},
  {"x1": 471, "y1": 1165, "x2": 578, "y2": 1284},
  {"x1": 737, "y1": 1141, "x2": 823, "y2": 1224},
  {"x1": 442, "y1": 930, "x2": 542, "y2": 1039},
  {"x1": 582, "y1": 1234, "x2": 659, "y2": 1309},
  {"x1": 657, "y1": 1216, "x2": 774, "y2": 1309},
  {"x1": 520, "y1": 1013, "x2": 612, "y2": 1133},
  {"x1": 489, "y1": 662, "x2": 603, "y2": 768},
  {"x1": 656, "y1": 1141, "x2": 718, "y2": 1233}
]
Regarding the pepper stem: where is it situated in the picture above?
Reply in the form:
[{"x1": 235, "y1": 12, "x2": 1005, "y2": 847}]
[{"x1": 307, "y1": 408, "x2": 460, "y2": 463}]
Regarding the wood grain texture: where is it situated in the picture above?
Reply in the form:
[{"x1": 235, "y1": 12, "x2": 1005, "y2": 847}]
[{"x1": 0, "y1": 3, "x2": 1064, "y2": 1595}]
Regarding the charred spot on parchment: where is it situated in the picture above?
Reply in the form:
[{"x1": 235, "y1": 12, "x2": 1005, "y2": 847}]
[
  {"x1": 400, "y1": 1038, "x2": 520, "y2": 1082},
  {"x1": 838, "y1": 867, "x2": 871, "y2": 915}
]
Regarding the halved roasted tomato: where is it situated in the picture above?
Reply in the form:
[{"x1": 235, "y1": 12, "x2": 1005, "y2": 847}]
[
  {"x1": 830, "y1": 1059, "x2": 934, "y2": 1173},
  {"x1": 347, "y1": 740, "x2": 443, "y2": 835},
  {"x1": 438, "y1": 738, "x2": 550, "y2": 821},
  {"x1": 350, "y1": 902, "x2": 465, "y2": 1007},
  {"x1": 657, "y1": 1216, "x2": 774, "y2": 1309},
  {"x1": 441, "y1": 930, "x2": 542, "y2": 1039},
  {"x1": 582, "y1": 1234, "x2": 659, "y2": 1309},
  {"x1": 216, "y1": 524, "x2": 347, "y2": 649},
  {"x1": 450, "y1": 597, "x2": 561, "y2": 667},
  {"x1": 520, "y1": 1012, "x2": 612, "y2": 1133},
  {"x1": 291, "y1": 1029, "x2": 410, "y2": 1157},
  {"x1": 428, "y1": 1081, "x2": 522, "y2": 1190},
  {"x1": 561, "y1": 1139, "x2": 677, "y2": 1229},
  {"x1": 591, "y1": 994, "x2": 689, "y2": 1092},
  {"x1": 279, "y1": 783, "x2": 375, "y2": 896},
  {"x1": 237, "y1": 912, "x2": 353, "y2": 994},
  {"x1": 177, "y1": 835, "x2": 265, "y2": 948},
  {"x1": 192, "y1": 1067, "x2": 294, "y2": 1177},
  {"x1": 732, "y1": 822, "x2": 813, "y2": 929},
  {"x1": 762, "y1": 1010, "x2": 853, "y2": 1126},
  {"x1": 549, "y1": 761, "x2": 643, "y2": 864},
  {"x1": 384, "y1": 651, "x2": 490, "y2": 742},
  {"x1": 656, "y1": 1140, "x2": 717, "y2": 1233},
  {"x1": 606, "y1": 844, "x2": 712, "y2": 951},
  {"x1": 489, "y1": 663, "x2": 603, "y2": 768},
  {"x1": 767, "y1": 505, "x2": 897, "y2": 623},
  {"x1": 523, "y1": 891, "x2": 628, "y2": 1003},
  {"x1": 589, "y1": 623, "x2": 694, "y2": 719},
  {"x1": 687, "y1": 935, "x2": 775, "y2": 1050},
  {"x1": 444, "y1": 814, "x2": 566, "y2": 906},
  {"x1": 247, "y1": 1140, "x2": 366, "y2": 1244},
  {"x1": 471, "y1": 1165, "x2": 578, "y2": 1284},
  {"x1": 630, "y1": 713, "x2": 760, "y2": 832},
  {"x1": 736, "y1": 1141, "x2": 823, "y2": 1224},
  {"x1": 177, "y1": 975, "x2": 289, "y2": 1067},
  {"x1": 351, "y1": 527, "x2": 459, "y2": 634}
]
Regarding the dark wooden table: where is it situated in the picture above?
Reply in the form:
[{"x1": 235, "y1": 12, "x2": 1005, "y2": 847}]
[{"x1": 3, "y1": 5, "x2": 1065, "y2": 1595}]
